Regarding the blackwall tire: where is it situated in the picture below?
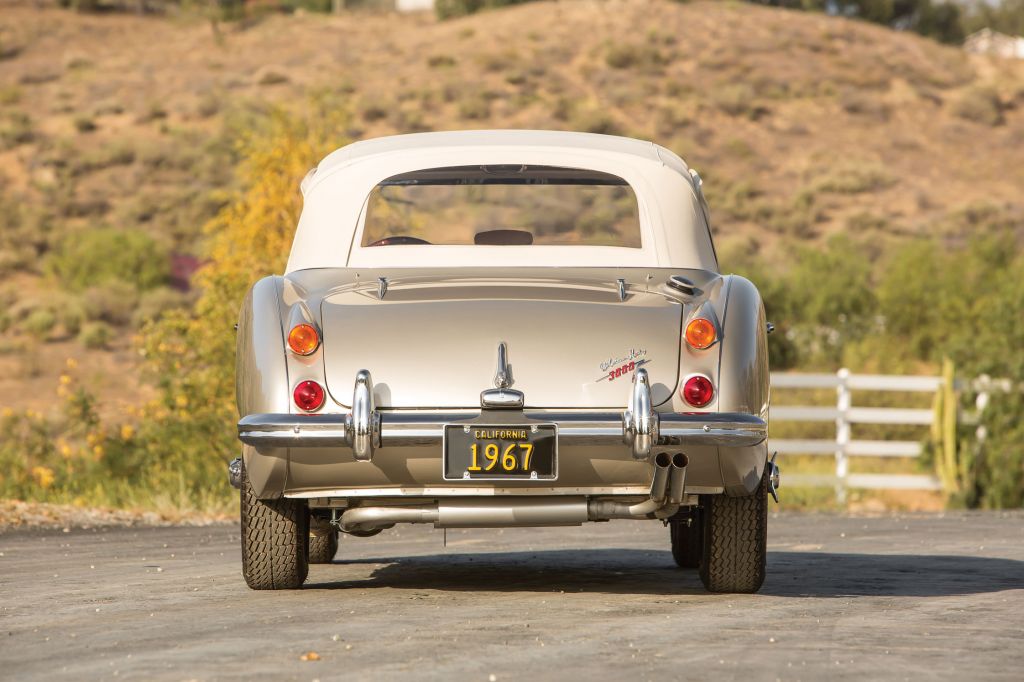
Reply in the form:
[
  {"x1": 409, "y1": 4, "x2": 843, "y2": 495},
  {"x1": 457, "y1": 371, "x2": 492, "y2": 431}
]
[
  {"x1": 698, "y1": 468, "x2": 768, "y2": 593},
  {"x1": 240, "y1": 462, "x2": 309, "y2": 590},
  {"x1": 670, "y1": 512, "x2": 702, "y2": 569},
  {"x1": 308, "y1": 529, "x2": 339, "y2": 564}
]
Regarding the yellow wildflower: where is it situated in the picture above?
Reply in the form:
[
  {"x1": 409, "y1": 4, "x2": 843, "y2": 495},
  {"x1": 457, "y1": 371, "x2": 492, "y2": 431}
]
[
  {"x1": 31, "y1": 466, "x2": 55, "y2": 489},
  {"x1": 120, "y1": 424, "x2": 135, "y2": 440},
  {"x1": 175, "y1": 395, "x2": 189, "y2": 408},
  {"x1": 92, "y1": 444, "x2": 104, "y2": 459},
  {"x1": 66, "y1": 357, "x2": 78, "y2": 369},
  {"x1": 59, "y1": 374, "x2": 72, "y2": 385}
]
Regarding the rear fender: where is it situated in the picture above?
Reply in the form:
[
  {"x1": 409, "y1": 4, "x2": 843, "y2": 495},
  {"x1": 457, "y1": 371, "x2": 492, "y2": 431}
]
[
  {"x1": 236, "y1": 276, "x2": 291, "y2": 497},
  {"x1": 716, "y1": 275, "x2": 770, "y2": 495}
]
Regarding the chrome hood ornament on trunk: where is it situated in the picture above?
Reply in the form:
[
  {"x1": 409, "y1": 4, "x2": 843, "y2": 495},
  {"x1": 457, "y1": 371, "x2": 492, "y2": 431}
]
[{"x1": 481, "y1": 341, "x2": 524, "y2": 409}]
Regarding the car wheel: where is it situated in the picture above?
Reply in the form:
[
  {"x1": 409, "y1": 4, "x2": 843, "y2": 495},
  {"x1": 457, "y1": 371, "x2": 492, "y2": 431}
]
[
  {"x1": 669, "y1": 511, "x2": 702, "y2": 569},
  {"x1": 698, "y1": 467, "x2": 768, "y2": 594},
  {"x1": 240, "y1": 461, "x2": 309, "y2": 590},
  {"x1": 308, "y1": 524, "x2": 339, "y2": 565}
]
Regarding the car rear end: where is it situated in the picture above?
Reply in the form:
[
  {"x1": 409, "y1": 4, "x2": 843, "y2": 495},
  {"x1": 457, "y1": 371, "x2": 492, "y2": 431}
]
[{"x1": 232, "y1": 132, "x2": 773, "y2": 593}]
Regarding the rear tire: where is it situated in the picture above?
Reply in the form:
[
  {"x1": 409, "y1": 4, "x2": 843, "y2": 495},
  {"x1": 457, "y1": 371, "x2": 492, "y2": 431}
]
[
  {"x1": 308, "y1": 528, "x2": 339, "y2": 564},
  {"x1": 698, "y1": 468, "x2": 768, "y2": 593},
  {"x1": 669, "y1": 511, "x2": 703, "y2": 569},
  {"x1": 240, "y1": 462, "x2": 309, "y2": 590}
]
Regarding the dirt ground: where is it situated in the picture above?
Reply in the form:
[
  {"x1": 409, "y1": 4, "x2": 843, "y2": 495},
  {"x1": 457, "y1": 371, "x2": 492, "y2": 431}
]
[{"x1": 2, "y1": 511, "x2": 1023, "y2": 680}]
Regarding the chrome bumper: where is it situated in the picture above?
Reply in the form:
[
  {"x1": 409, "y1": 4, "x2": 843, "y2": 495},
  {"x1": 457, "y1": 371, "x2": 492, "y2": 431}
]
[
  {"x1": 236, "y1": 411, "x2": 766, "y2": 452},
  {"x1": 236, "y1": 368, "x2": 766, "y2": 462}
]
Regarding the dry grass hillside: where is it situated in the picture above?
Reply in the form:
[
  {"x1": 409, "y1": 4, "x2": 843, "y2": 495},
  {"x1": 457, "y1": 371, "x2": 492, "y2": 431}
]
[{"x1": 1, "y1": 0, "x2": 1023, "y2": 414}]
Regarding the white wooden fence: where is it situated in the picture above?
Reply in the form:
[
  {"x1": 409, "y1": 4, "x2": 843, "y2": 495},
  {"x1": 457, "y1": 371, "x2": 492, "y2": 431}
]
[{"x1": 769, "y1": 369, "x2": 944, "y2": 500}]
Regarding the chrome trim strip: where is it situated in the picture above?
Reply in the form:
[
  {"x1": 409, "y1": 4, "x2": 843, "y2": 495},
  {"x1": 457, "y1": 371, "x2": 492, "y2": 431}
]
[{"x1": 238, "y1": 411, "x2": 766, "y2": 449}]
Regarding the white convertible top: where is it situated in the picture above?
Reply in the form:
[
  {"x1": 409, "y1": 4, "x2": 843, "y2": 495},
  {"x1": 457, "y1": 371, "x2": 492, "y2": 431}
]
[{"x1": 287, "y1": 130, "x2": 718, "y2": 272}]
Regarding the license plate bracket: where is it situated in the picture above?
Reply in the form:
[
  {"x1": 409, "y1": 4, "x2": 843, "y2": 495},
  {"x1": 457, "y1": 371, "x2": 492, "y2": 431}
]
[{"x1": 443, "y1": 423, "x2": 557, "y2": 481}]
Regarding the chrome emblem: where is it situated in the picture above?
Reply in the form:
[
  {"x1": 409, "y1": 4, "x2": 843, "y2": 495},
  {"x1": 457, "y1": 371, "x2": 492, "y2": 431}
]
[{"x1": 494, "y1": 341, "x2": 513, "y2": 389}]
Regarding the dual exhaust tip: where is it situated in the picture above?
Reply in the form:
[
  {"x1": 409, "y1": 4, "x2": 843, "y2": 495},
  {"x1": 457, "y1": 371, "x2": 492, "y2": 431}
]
[{"x1": 651, "y1": 451, "x2": 688, "y2": 507}]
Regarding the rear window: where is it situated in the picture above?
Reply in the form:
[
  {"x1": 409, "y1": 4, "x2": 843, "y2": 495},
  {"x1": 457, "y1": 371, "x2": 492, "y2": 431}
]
[{"x1": 361, "y1": 165, "x2": 642, "y2": 248}]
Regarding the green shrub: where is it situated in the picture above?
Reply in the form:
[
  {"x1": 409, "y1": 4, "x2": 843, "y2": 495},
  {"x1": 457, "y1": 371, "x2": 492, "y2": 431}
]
[
  {"x1": 132, "y1": 287, "x2": 188, "y2": 328},
  {"x1": 79, "y1": 321, "x2": 112, "y2": 349},
  {"x1": 57, "y1": 297, "x2": 87, "y2": 337},
  {"x1": 0, "y1": 111, "x2": 33, "y2": 150},
  {"x1": 73, "y1": 114, "x2": 97, "y2": 133},
  {"x1": 427, "y1": 54, "x2": 456, "y2": 68},
  {"x1": 46, "y1": 227, "x2": 170, "y2": 292},
  {"x1": 21, "y1": 308, "x2": 57, "y2": 337},
  {"x1": 83, "y1": 280, "x2": 140, "y2": 326},
  {"x1": 435, "y1": 0, "x2": 534, "y2": 19},
  {"x1": 604, "y1": 43, "x2": 668, "y2": 71},
  {"x1": 711, "y1": 84, "x2": 766, "y2": 119},
  {"x1": 0, "y1": 85, "x2": 21, "y2": 105},
  {"x1": 810, "y1": 163, "x2": 894, "y2": 194},
  {"x1": 458, "y1": 93, "x2": 491, "y2": 120},
  {"x1": 950, "y1": 86, "x2": 1004, "y2": 126}
]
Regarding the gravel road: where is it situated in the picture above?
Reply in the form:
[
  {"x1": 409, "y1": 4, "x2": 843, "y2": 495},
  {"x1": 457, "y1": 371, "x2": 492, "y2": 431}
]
[{"x1": 2, "y1": 511, "x2": 1023, "y2": 681}]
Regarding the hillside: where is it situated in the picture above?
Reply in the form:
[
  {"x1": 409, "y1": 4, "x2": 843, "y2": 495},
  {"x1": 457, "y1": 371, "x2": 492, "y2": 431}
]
[{"x1": 1, "y1": 0, "x2": 1023, "y2": 414}]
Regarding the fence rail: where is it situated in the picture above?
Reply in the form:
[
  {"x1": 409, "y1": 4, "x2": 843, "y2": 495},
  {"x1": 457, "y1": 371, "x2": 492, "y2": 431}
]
[{"x1": 768, "y1": 369, "x2": 947, "y2": 499}]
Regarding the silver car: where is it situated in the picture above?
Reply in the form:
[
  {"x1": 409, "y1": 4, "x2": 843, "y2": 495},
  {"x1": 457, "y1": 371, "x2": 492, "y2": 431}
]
[{"x1": 231, "y1": 130, "x2": 776, "y2": 593}]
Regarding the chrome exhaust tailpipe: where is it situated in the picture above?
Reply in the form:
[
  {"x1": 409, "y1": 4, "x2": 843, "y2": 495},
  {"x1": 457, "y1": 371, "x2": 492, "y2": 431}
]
[
  {"x1": 667, "y1": 452, "x2": 688, "y2": 506},
  {"x1": 650, "y1": 451, "x2": 671, "y2": 503},
  {"x1": 587, "y1": 451, "x2": 672, "y2": 520}
]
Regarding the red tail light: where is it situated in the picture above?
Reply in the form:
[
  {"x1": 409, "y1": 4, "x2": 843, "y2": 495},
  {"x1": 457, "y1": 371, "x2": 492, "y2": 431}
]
[
  {"x1": 293, "y1": 380, "x2": 325, "y2": 412},
  {"x1": 682, "y1": 375, "x2": 714, "y2": 407}
]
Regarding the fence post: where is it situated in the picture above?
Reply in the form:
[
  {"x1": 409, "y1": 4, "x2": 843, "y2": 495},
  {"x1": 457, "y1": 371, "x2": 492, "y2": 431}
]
[{"x1": 835, "y1": 367, "x2": 850, "y2": 504}]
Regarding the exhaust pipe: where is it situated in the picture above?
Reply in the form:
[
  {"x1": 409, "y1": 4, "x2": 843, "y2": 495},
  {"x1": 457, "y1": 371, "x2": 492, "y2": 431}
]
[
  {"x1": 587, "y1": 451, "x2": 672, "y2": 520},
  {"x1": 339, "y1": 497, "x2": 590, "y2": 533},
  {"x1": 338, "y1": 452, "x2": 689, "y2": 530},
  {"x1": 667, "y1": 452, "x2": 688, "y2": 506}
]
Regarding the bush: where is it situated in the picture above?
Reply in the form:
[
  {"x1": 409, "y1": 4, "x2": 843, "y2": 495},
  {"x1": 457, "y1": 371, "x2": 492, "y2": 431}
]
[
  {"x1": 132, "y1": 287, "x2": 188, "y2": 328},
  {"x1": 21, "y1": 308, "x2": 57, "y2": 337},
  {"x1": 79, "y1": 321, "x2": 112, "y2": 349},
  {"x1": 0, "y1": 111, "x2": 33, "y2": 150},
  {"x1": 46, "y1": 228, "x2": 170, "y2": 292},
  {"x1": 73, "y1": 114, "x2": 97, "y2": 133},
  {"x1": 435, "y1": 0, "x2": 535, "y2": 19},
  {"x1": 950, "y1": 86, "x2": 1004, "y2": 126},
  {"x1": 82, "y1": 280, "x2": 139, "y2": 326},
  {"x1": 711, "y1": 84, "x2": 766, "y2": 119},
  {"x1": 604, "y1": 43, "x2": 668, "y2": 71}
]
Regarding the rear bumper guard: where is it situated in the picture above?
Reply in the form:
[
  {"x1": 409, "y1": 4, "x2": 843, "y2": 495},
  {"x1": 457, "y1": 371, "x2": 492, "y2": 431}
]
[{"x1": 237, "y1": 369, "x2": 766, "y2": 461}]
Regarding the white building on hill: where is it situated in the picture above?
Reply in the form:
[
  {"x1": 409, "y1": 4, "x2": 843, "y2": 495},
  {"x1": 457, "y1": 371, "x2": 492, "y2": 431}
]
[
  {"x1": 964, "y1": 28, "x2": 1024, "y2": 59},
  {"x1": 396, "y1": 0, "x2": 434, "y2": 10}
]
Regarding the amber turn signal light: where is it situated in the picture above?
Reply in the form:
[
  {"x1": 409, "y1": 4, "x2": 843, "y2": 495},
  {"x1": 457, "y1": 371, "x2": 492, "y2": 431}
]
[
  {"x1": 684, "y1": 317, "x2": 716, "y2": 349},
  {"x1": 288, "y1": 323, "x2": 319, "y2": 356}
]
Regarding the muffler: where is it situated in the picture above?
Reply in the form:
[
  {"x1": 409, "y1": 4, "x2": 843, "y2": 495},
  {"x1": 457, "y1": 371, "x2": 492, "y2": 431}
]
[{"x1": 339, "y1": 497, "x2": 589, "y2": 533}]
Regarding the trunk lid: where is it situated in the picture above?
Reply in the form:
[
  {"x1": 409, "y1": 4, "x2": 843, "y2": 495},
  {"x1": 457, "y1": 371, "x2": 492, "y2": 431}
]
[{"x1": 320, "y1": 272, "x2": 683, "y2": 409}]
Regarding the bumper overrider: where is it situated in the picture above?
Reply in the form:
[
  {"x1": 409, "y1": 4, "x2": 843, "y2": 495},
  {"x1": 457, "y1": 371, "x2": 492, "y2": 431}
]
[{"x1": 236, "y1": 368, "x2": 767, "y2": 460}]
